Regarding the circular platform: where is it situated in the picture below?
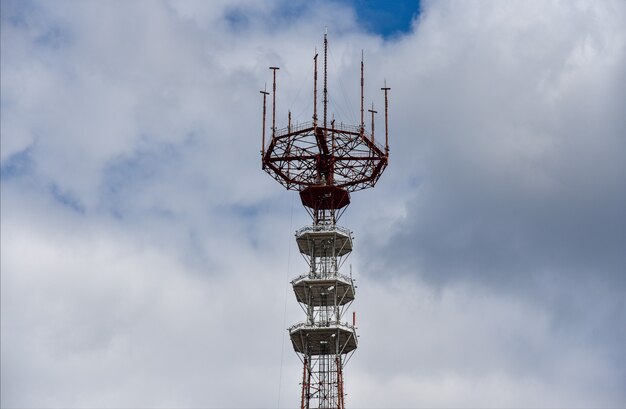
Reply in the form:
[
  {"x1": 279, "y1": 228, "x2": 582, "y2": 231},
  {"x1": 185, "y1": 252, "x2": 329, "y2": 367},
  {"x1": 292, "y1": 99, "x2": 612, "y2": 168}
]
[
  {"x1": 295, "y1": 224, "x2": 353, "y2": 257},
  {"x1": 262, "y1": 121, "x2": 388, "y2": 193},
  {"x1": 292, "y1": 274, "x2": 355, "y2": 306},
  {"x1": 289, "y1": 322, "x2": 358, "y2": 356}
]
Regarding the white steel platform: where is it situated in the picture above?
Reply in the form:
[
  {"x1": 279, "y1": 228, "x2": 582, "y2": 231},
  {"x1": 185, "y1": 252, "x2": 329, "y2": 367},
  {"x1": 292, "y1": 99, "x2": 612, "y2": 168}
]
[
  {"x1": 289, "y1": 322, "x2": 358, "y2": 355},
  {"x1": 292, "y1": 274, "x2": 355, "y2": 306},
  {"x1": 295, "y1": 225, "x2": 353, "y2": 257}
]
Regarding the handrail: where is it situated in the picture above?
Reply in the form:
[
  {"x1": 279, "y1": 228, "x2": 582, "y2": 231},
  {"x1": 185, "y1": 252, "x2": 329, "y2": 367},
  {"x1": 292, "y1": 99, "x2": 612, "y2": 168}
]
[
  {"x1": 291, "y1": 271, "x2": 353, "y2": 284},
  {"x1": 295, "y1": 224, "x2": 352, "y2": 237},
  {"x1": 288, "y1": 321, "x2": 356, "y2": 332},
  {"x1": 274, "y1": 120, "x2": 385, "y2": 152},
  {"x1": 274, "y1": 121, "x2": 314, "y2": 136}
]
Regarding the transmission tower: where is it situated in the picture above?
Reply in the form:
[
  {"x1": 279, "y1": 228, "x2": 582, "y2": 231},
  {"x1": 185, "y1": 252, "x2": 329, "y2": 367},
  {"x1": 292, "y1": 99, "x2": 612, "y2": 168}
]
[{"x1": 260, "y1": 33, "x2": 390, "y2": 409}]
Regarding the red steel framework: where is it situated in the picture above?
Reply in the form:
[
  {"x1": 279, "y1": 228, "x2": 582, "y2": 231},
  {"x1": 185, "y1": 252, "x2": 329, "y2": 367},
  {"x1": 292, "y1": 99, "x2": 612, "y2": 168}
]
[{"x1": 261, "y1": 32, "x2": 390, "y2": 408}]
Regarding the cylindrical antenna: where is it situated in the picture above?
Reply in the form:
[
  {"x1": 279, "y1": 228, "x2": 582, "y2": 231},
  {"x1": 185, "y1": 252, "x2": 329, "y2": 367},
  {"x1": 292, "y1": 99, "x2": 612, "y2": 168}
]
[
  {"x1": 360, "y1": 50, "x2": 364, "y2": 133},
  {"x1": 313, "y1": 50, "x2": 318, "y2": 126},
  {"x1": 287, "y1": 110, "x2": 292, "y2": 186},
  {"x1": 270, "y1": 66, "x2": 280, "y2": 138},
  {"x1": 331, "y1": 114, "x2": 336, "y2": 184},
  {"x1": 368, "y1": 103, "x2": 377, "y2": 144},
  {"x1": 260, "y1": 86, "x2": 269, "y2": 166},
  {"x1": 381, "y1": 80, "x2": 391, "y2": 156},
  {"x1": 323, "y1": 32, "x2": 328, "y2": 139}
]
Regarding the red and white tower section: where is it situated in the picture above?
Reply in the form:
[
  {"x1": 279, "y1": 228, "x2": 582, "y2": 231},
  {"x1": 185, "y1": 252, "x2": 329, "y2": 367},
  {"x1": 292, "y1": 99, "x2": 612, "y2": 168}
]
[{"x1": 260, "y1": 33, "x2": 390, "y2": 409}]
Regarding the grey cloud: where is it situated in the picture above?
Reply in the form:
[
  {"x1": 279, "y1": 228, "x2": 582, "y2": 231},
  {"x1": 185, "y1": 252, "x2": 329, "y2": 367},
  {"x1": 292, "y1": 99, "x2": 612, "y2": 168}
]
[
  {"x1": 361, "y1": 0, "x2": 626, "y2": 288},
  {"x1": 351, "y1": 0, "x2": 626, "y2": 405}
]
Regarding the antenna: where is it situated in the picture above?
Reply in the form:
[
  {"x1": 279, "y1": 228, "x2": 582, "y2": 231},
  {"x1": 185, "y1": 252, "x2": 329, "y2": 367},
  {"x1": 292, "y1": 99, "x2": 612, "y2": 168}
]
[
  {"x1": 260, "y1": 85, "x2": 269, "y2": 166},
  {"x1": 288, "y1": 110, "x2": 292, "y2": 186},
  {"x1": 314, "y1": 50, "x2": 318, "y2": 126},
  {"x1": 368, "y1": 103, "x2": 377, "y2": 144},
  {"x1": 331, "y1": 114, "x2": 336, "y2": 185},
  {"x1": 323, "y1": 32, "x2": 328, "y2": 140},
  {"x1": 381, "y1": 80, "x2": 391, "y2": 156},
  {"x1": 360, "y1": 50, "x2": 364, "y2": 133},
  {"x1": 270, "y1": 66, "x2": 280, "y2": 138}
]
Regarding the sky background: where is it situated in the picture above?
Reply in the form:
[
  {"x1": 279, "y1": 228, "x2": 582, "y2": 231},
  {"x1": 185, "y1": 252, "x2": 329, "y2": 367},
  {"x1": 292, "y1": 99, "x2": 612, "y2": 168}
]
[{"x1": 1, "y1": 0, "x2": 625, "y2": 408}]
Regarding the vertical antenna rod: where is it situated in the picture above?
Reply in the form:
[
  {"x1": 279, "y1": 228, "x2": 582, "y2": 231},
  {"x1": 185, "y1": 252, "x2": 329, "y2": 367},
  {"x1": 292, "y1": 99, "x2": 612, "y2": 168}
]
[
  {"x1": 368, "y1": 103, "x2": 377, "y2": 144},
  {"x1": 314, "y1": 51, "x2": 318, "y2": 126},
  {"x1": 260, "y1": 86, "x2": 269, "y2": 163},
  {"x1": 287, "y1": 110, "x2": 292, "y2": 187},
  {"x1": 270, "y1": 66, "x2": 280, "y2": 138},
  {"x1": 323, "y1": 30, "x2": 328, "y2": 138},
  {"x1": 331, "y1": 115, "x2": 336, "y2": 185},
  {"x1": 381, "y1": 80, "x2": 391, "y2": 156},
  {"x1": 360, "y1": 50, "x2": 364, "y2": 132}
]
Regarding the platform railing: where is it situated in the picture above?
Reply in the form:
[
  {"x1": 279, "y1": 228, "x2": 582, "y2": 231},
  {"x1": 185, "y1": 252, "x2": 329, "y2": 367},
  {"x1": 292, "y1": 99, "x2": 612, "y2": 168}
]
[
  {"x1": 275, "y1": 120, "x2": 366, "y2": 137},
  {"x1": 291, "y1": 271, "x2": 353, "y2": 284},
  {"x1": 295, "y1": 224, "x2": 352, "y2": 238},
  {"x1": 288, "y1": 320, "x2": 356, "y2": 332}
]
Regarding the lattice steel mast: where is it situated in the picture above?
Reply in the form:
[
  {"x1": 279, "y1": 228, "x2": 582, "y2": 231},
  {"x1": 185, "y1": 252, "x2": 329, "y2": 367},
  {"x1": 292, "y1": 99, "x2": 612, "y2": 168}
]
[{"x1": 260, "y1": 33, "x2": 390, "y2": 409}]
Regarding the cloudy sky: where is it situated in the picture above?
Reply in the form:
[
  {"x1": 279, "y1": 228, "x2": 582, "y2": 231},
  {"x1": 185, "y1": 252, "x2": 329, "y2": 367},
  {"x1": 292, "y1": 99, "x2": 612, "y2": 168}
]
[{"x1": 2, "y1": 0, "x2": 625, "y2": 408}]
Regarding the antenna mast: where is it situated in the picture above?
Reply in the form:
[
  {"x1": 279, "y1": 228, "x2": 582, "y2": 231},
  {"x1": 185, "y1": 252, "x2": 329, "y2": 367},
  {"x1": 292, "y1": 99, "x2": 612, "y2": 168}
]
[
  {"x1": 381, "y1": 80, "x2": 391, "y2": 156},
  {"x1": 270, "y1": 66, "x2": 280, "y2": 138},
  {"x1": 323, "y1": 30, "x2": 328, "y2": 139},
  {"x1": 260, "y1": 86, "x2": 269, "y2": 166},
  {"x1": 368, "y1": 103, "x2": 377, "y2": 143},
  {"x1": 361, "y1": 50, "x2": 364, "y2": 133},
  {"x1": 314, "y1": 50, "x2": 318, "y2": 127}
]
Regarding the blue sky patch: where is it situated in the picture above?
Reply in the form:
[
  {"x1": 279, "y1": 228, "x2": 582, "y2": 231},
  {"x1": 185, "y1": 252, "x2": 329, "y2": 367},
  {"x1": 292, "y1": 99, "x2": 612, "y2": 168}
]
[
  {"x1": 1, "y1": 147, "x2": 33, "y2": 180},
  {"x1": 224, "y1": 0, "x2": 420, "y2": 37},
  {"x1": 50, "y1": 183, "x2": 85, "y2": 213},
  {"x1": 341, "y1": 0, "x2": 420, "y2": 38}
]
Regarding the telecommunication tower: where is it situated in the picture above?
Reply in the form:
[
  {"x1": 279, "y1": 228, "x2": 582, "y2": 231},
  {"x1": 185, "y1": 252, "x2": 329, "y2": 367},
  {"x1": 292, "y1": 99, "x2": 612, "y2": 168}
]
[{"x1": 260, "y1": 33, "x2": 390, "y2": 409}]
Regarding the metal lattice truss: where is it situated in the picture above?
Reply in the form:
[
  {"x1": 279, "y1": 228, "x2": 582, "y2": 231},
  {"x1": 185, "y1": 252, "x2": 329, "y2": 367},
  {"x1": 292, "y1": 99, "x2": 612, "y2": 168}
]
[{"x1": 263, "y1": 121, "x2": 388, "y2": 192}]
